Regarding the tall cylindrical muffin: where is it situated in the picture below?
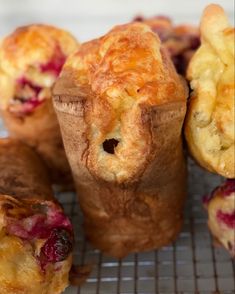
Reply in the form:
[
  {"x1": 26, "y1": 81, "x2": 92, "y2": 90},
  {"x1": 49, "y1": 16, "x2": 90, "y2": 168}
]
[
  {"x1": 0, "y1": 24, "x2": 79, "y2": 186},
  {"x1": 184, "y1": 4, "x2": 235, "y2": 178},
  {"x1": 53, "y1": 23, "x2": 188, "y2": 258},
  {"x1": 0, "y1": 138, "x2": 74, "y2": 294}
]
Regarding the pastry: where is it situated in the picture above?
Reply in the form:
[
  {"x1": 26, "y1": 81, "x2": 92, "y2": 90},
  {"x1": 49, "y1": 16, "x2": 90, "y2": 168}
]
[
  {"x1": 0, "y1": 138, "x2": 74, "y2": 294},
  {"x1": 0, "y1": 24, "x2": 79, "y2": 186},
  {"x1": 204, "y1": 179, "x2": 235, "y2": 257},
  {"x1": 185, "y1": 4, "x2": 235, "y2": 178},
  {"x1": 134, "y1": 15, "x2": 200, "y2": 75},
  {"x1": 53, "y1": 23, "x2": 188, "y2": 257}
]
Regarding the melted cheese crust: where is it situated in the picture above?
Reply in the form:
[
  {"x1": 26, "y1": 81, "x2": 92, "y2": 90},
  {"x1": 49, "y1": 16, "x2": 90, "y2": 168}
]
[
  {"x1": 185, "y1": 4, "x2": 235, "y2": 178},
  {"x1": 61, "y1": 23, "x2": 186, "y2": 182},
  {"x1": 0, "y1": 24, "x2": 79, "y2": 108}
]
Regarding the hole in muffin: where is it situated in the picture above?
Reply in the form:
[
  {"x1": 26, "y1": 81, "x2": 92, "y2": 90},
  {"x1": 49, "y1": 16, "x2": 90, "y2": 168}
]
[{"x1": 103, "y1": 139, "x2": 119, "y2": 154}]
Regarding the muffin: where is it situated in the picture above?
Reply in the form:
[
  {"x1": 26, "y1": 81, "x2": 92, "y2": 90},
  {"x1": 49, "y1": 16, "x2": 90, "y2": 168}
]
[
  {"x1": 185, "y1": 4, "x2": 235, "y2": 178},
  {"x1": 0, "y1": 138, "x2": 74, "y2": 294},
  {"x1": 0, "y1": 24, "x2": 79, "y2": 186},
  {"x1": 53, "y1": 22, "x2": 188, "y2": 258},
  {"x1": 204, "y1": 179, "x2": 235, "y2": 257}
]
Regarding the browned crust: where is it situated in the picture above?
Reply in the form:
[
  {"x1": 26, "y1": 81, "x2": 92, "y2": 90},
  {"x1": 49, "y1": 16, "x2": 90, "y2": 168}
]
[
  {"x1": 0, "y1": 100, "x2": 73, "y2": 186},
  {"x1": 53, "y1": 23, "x2": 188, "y2": 257},
  {"x1": 0, "y1": 138, "x2": 53, "y2": 200},
  {"x1": 0, "y1": 24, "x2": 78, "y2": 77}
]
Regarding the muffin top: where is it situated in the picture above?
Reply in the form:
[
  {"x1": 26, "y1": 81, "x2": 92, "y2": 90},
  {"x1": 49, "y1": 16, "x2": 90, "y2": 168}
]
[
  {"x1": 0, "y1": 24, "x2": 79, "y2": 112},
  {"x1": 54, "y1": 23, "x2": 187, "y2": 183}
]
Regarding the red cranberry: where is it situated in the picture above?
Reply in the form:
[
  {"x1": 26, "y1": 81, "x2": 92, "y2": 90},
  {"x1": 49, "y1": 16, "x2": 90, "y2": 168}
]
[
  {"x1": 220, "y1": 179, "x2": 235, "y2": 196},
  {"x1": 41, "y1": 228, "x2": 73, "y2": 263},
  {"x1": 17, "y1": 77, "x2": 42, "y2": 96},
  {"x1": 40, "y1": 47, "x2": 66, "y2": 76},
  {"x1": 217, "y1": 210, "x2": 235, "y2": 228}
]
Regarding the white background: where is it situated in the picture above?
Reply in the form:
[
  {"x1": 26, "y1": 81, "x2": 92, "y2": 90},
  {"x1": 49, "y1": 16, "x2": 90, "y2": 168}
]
[{"x1": 0, "y1": 0, "x2": 234, "y2": 42}]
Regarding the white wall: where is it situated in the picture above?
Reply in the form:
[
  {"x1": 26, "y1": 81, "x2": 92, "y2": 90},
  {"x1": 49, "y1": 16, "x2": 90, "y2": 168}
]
[{"x1": 0, "y1": 0, "x2": 234, "y2": 41}]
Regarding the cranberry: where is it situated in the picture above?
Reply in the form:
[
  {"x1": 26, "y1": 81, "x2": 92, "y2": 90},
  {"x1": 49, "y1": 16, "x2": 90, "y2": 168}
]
[
  {"x1": 20, "y1": 98, "x2": 43, "y2": 114},
  {"x1": 220, "y1": 179, "x2": 235, "y2": 197},
  {"x1": 217, "y1": 210, "x2": 235, "y2": 228},
  {"x1": 40, "y1": 47, "x2": 66, "y2": 76},
  {"x1": 41, "y1": 228, "x2": 73, "y2": 263},
  {"x1": 17, "y1": 77, "x2": 42, "y2": 96}
]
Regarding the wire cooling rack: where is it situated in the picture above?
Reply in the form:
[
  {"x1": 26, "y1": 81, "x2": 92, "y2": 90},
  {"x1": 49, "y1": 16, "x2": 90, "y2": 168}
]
[{"x1": 0, "y1": 120, "x2": 234, "y2": 294}]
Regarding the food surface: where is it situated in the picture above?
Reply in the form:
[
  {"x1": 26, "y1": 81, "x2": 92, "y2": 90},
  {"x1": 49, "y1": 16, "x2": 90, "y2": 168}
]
[
  {"x1": 0, "y1": 138, "x2": 73, "y2": 294},
  {"x1": 53, "y1": 22, "x2": 188, "y2": 257},
  {"x1": 134, "y1": 15, "x2": 200, "y2": 75},
  {"x1": 185, "y1": 4, "x2": 235, "y2": 178},
  {"x1": 204, "y1": 179, "x2": 235, "y2": 257},
  {"x1": 0, "y1": 24, "x2": 79, "y2": 186}
]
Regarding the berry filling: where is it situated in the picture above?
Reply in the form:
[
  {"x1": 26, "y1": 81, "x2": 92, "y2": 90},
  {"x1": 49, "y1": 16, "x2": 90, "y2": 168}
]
[
  {"x1": 217, "y1": 210, "x2": 235, "y2": 228},
  {"x1": 40, "y1": 47, "x2": 66, "y2": 76},
  {"x1": 40, "y1": 228, "x2": 73, "y2": 263},
  {"x1": 5, "y1": 201, "x2": 73, "y2": 268},
  {"x1": 9, "y1": 77, "x2": 43, "y2": 115},
  {"x1": 9, "y1": 47, "x2": 66, "y2": 115},
  {"x1": 203, "y1": 179, "x2": 235, "y2": 205},
  {"x1": 220, "y1": 179, "x2": 235, "y2": 196}
]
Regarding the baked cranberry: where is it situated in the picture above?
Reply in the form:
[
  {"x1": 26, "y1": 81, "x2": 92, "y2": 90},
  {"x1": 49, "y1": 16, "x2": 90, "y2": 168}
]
[
  {"x1": 41, "y1": 228, "x2": 73, "y2": 263},
  {"x1": 220, "y1": 179, "x2": 235, "y2": 196},
  {"x1": 40, "y1": 47, "x2": 66, "y2": 76},
  {"x1": 217, "y1": 210, "x2": 235, "y2": 228}
]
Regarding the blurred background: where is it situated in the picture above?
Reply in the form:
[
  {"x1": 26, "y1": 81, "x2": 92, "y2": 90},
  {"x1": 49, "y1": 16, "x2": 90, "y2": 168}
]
[{"x1": 0, "y1": 0, "x2": 234, "y2": 42}]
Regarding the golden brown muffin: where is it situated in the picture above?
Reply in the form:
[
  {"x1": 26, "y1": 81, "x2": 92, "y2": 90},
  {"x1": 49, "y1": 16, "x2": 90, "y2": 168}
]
[
  {"x1": 185, "y1": 4, "x2": 235, "y2": 178},
  {"x1": 53, "y1": 22, "x2": 188, "y2": 258},
  {"x1": 204, "y1": 179, "x2": 235, "y2": 258},
  {"x1": 0, "y1": 24, "x2": 79, "y2": 187},
  {"x1": 0, "y1": 138, "x2": 74, "y2": 294},
  {"x1": 134, "y1": 15, "x2": 200, "y2": 75}
]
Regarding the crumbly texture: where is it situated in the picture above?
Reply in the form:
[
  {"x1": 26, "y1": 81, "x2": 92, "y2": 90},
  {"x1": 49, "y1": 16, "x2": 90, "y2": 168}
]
[
  {"x1": 53, "y1": 23, "x2": 188, "y2": 257},
  {"x1": 0, "y1": 138, "x2": 72, "y2": 294},
  {"x1": 0, "y1": 25, "x2": 79, "y2": 186},
  {"x1": 204, "y1": 180, "x2": 235, "y2": 258},
  {"x1": 185, "y1": 4, "x2": 235, "y2": 178}
]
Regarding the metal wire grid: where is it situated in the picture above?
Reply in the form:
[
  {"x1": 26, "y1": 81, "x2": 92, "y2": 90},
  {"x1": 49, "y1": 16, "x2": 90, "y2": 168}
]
[
  {"x1": 0, "y1": 120, "x2": 234, "y2": 294},
  {"x1": 57, "y1": 160, "x2": 235, "y2": 294}
]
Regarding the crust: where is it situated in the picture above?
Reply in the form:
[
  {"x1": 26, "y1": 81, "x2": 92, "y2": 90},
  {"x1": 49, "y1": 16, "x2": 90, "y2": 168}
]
[
  {"x1": 54, "y1": 22, "x2": 187, "y2": 183},
  {"x1": 134, "y1": 16, "x2": 200, "y2": 75},
  {"x1": 0, "y1": 138, "x2": 73, "y2": 293},
  {"x1": 0, "y1": 138, "x2": 52, "y2": 200},
  {"x1": 53, "y1": 23, "x2": 187, "y2": 257},
  {"x1": 185, "y1": 4, "x2": 235, "y2": 178}
]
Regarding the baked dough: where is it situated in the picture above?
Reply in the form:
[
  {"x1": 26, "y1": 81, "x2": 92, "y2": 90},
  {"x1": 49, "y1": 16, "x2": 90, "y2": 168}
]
[
  {"x1": 53, "y1": 23, "x2": 188, "y2": 257},
  {"x1": 0, "y1": 138, "x2": 73, "y2": 294},
  {"x1": 0, "y1": 24, "x2": 79, "y2": 186},
  {"x1": 185, "y1": 4, "x2": 235, "y2": 178},
  {"x1": 204, "y1": 179, "x2": 235, "y2": 257},
  {"x1": 134, "y1": 15, "x2": 200, "y2": 75}
]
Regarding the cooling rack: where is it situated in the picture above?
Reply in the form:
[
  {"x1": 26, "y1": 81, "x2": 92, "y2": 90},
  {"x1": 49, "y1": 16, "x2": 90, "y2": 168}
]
[{"x1": 0, "y1": 120, "x2": 234, "y2": 293}]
